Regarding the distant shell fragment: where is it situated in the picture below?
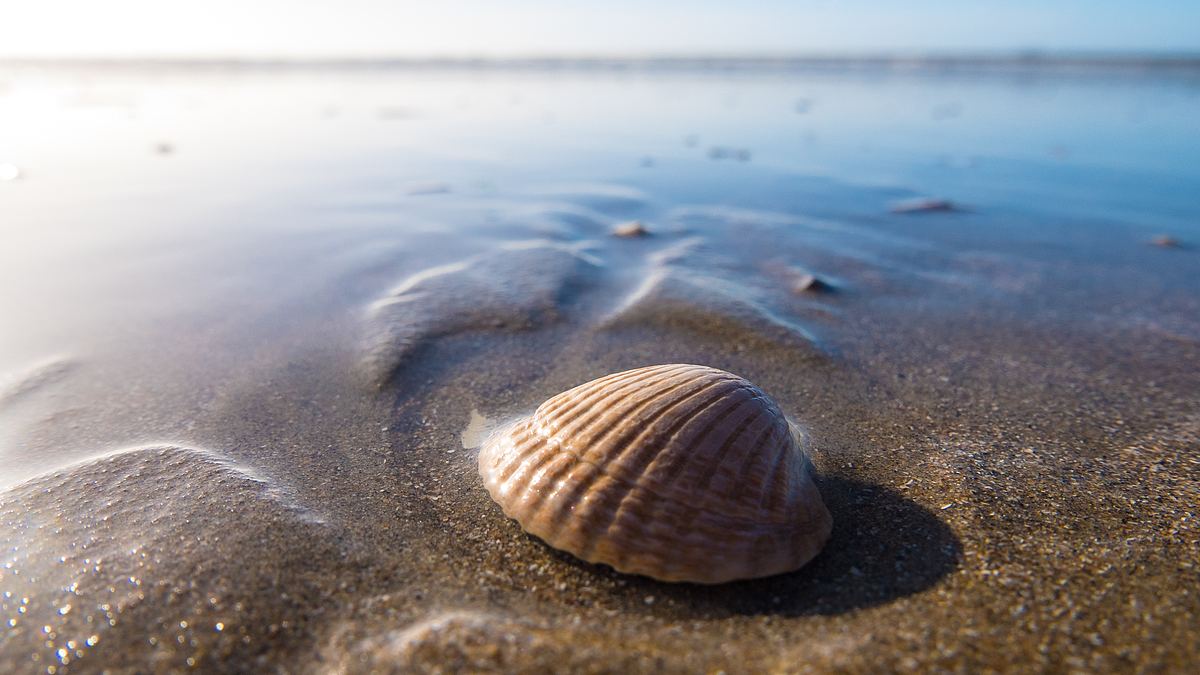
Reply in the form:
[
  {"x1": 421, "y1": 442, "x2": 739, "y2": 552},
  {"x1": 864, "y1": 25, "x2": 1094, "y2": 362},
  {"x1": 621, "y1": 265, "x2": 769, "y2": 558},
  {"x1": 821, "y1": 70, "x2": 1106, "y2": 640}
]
[
  {"x1": 612, "y1": 220, "x2": 650, "y2": 238},
  {"x1": 477, "y1": 364, "x2": 832, "y2": 584}
]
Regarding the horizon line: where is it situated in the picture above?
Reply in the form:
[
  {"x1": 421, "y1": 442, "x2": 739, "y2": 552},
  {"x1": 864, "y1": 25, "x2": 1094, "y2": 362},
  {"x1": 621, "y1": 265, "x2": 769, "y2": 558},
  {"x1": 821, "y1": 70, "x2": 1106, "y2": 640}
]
[{"x1": 3, "y1": 52, "x2": 1199, "y2": 74}]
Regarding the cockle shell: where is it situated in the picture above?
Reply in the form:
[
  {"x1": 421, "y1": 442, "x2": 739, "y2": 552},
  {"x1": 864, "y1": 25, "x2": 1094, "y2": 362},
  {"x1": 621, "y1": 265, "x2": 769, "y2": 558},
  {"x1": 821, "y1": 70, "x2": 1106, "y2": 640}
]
[{"x1": 478, "y1": 364, "x2": 832, "y2": 584}]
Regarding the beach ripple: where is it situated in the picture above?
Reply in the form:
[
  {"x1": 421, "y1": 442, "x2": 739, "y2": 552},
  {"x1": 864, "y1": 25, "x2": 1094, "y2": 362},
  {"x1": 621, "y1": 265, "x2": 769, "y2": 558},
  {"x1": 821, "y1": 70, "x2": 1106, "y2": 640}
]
[
  {"x1": 0, "y1": 445, "x2": 343, "y2": 673},
  {"x1": 362, "y1": 242, "x2": 597, "y2": 384},
  {"x1": 604, "y1": 268, "x2": 825, "y2": 356},
  {"x1": 325, "y1": 610, "x2": 679, "y2": 674}
]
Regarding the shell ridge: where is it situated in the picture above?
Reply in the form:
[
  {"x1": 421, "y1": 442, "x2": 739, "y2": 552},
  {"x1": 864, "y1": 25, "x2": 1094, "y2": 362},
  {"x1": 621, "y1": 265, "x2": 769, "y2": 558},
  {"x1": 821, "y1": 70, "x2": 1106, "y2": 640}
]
[
  {"x1": 656, "y1": 390, "x2": 770, "y2": 488},
  {"x1": 762, "y1": 437, "x2": 805, "y2": 516},
  {"x1": 549, "y1": 451, "x2": 823, "y2": 552},
  {"x1": 724, "y1": 418, "x2": 791, "y2": 519},
  {"x1": 544, "y1": 365, "x2": 699, "y2": 442},
  {"x1": 732, "y1": 410, "x2": 788, "y2": 489},
  {"x1": 713, "y1": 399, "x2": 782, "y2": 488},
  {"x1": 536, "y1": 366, "x2": 662, "y2": 421},
  {"x1": 510, "y1": 447, "x2": 586, "y2": 527},
  {"x1": 607, "y1": 381, "x2": 754, "y2": 485},
  {"x1": 585, "y1": 393, "x2": 763, "y2": 566},
  {"x1": 717, "y1": 404, "x2": 782, "y2": 487},
  {"x1": 750, "y1": 422, "x2": 792, "y2": 514},
  {"x1": 492, "y1": 422, "x2": 544, "y2": 484},
  {"x1": 507, "y1": 450, "x2": 824, "y2": 565},
  {"x1": 638, "y1": 403, "x2": 777, "y2": 566},
  {"x1": 571, "y1": 372, "x2": 732, "y2": 469},
  {"x1": 577, "y1": 385, "x2": 749, "y2": 561},
  {"x1": 540, "y1": 364, "x2": 693, "y2": 421},
  {"x1": 539, "y1": 365, "x2": 698, "y2": 442},
  {"x1": 778, "y1": 460, "x2": 816, "y2": 519},
  {"x1": 670, "y1": 396, "x2": 773, "y2": 495},
  {"x1": 529, "y1": 461, "x2": 599, "y2": 545},
  {"x1": 538, "y1": 375, "x2": 732, "y2": 535},
  {"x1": 512, "y1": 368, "x2": 718, "y2": 539},
  {"x1": 532, "y1": 369, "x2": 638, "y2": 422},
  {"x1": 578, "y1": 372, "x2": 739, "y2": 478},
  {"x1": 514, "y1": 451, "x2": 579, "y2": 520},
  {"x1": 493, "y1": 436, "x2": 552, "y2": 496}
]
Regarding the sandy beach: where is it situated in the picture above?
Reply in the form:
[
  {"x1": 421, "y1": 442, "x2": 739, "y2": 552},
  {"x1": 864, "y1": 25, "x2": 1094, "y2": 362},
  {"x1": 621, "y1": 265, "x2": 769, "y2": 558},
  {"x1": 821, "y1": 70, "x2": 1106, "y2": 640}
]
[{"x1": 0, "y1": 61, "x2": 1197, "y2": 672}]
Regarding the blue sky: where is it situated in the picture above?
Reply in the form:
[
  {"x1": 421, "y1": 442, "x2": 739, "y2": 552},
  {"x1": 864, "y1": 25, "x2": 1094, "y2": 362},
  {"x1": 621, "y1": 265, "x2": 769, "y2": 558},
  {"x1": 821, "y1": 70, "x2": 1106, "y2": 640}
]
[{"x1": 1, "y1": 0, "x2": 1197, "y2": 58}]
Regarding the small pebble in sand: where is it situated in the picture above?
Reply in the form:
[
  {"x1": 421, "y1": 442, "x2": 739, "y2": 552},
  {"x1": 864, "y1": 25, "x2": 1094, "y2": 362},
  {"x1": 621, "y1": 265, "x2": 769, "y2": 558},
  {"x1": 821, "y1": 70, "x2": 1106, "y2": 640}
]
[
  {"x1": 890, "y1": 197, "x2": 959, "y2": 214},
  {"x1": 792, "y1": 273, "x2": 831, "y2": 294},
  {"x1": 1150, "y1": 235, "x2": 1181, "y2": 248},
  {"x1": 708, "y1": 146, "x2": 752, "y2": 162},
  {"x1": 612, "y1": 220, "x2": 649, "y2": 238}
]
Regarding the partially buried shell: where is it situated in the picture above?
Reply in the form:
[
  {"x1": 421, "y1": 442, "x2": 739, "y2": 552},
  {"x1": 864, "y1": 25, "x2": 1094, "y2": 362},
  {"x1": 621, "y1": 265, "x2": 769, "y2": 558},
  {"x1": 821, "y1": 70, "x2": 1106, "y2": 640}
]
[{"x1": 478, "y1": 364, "x2": 832, "y2": 584}]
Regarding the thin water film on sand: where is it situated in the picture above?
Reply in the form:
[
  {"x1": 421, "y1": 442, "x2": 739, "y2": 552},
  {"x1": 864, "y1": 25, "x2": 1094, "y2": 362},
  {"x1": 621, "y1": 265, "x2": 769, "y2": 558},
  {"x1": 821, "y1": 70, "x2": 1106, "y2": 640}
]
[{"x1": 0, "y1": 60, "x2": 1197, "y2": 673}]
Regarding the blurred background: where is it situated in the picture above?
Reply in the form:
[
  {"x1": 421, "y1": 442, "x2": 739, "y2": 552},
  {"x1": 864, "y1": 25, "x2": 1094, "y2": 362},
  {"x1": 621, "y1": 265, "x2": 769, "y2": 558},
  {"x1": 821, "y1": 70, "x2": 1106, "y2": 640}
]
[
  {"x1": 2, "y1": 0, "x2": 1199, "y2": 58},
  {"x1": 1, "y1": 1, "x2": 1198, "y2": 478}
]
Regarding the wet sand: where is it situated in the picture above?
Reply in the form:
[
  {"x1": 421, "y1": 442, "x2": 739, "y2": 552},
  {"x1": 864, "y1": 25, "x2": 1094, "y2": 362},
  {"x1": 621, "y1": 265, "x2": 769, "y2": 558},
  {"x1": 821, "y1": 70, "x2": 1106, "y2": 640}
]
[{"x1": 1, "y1": 62, "x2": 1198, "y2": 672}]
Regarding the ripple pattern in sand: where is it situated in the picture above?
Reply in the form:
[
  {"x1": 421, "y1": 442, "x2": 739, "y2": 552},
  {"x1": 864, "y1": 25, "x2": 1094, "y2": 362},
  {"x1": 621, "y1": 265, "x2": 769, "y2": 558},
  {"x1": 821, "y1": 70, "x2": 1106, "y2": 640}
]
[
  {"x1": 355, "y1": 195, "x2": 1030, "y2": 385},
  {"x1": 603, "y1": 267, "x2": 824, "y2": 355},
  {"x1": 0, "y1": 357, "x2": 75, "y2": 410},
  {"x1": 0, "y1": 444, "x2": 343, "y2": 673},
  {"x1": 325, "y1": 610, "x2": 680, "y2": 674},
  {"x1": 362, "y1": 241, "x2": 598, "y2": 383}
]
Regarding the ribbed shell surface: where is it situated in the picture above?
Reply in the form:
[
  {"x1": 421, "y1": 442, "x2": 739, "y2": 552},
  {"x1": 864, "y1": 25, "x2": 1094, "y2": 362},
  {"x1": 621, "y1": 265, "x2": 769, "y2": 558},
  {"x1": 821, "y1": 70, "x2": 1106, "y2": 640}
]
[{"x1": 478, "y1": 364, "x2": 833, "y2": 584}]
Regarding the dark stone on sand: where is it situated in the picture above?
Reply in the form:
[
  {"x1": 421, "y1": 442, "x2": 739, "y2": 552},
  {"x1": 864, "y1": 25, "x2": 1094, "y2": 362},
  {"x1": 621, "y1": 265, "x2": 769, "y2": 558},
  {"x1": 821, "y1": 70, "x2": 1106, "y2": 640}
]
[
  {"x1": 793, "y1": 273, "x2": 832, "y2": 293},
  {"x1": 890, "y1": 197, "x2": 960, "y2": 214}
]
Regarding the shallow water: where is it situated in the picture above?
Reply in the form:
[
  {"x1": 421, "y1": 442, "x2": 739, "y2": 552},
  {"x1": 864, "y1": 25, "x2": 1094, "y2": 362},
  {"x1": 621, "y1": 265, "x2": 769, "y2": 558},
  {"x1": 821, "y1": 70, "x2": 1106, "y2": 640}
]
[{"x1": 1, "y1": 62, "x2": 1198, "y2": 672}]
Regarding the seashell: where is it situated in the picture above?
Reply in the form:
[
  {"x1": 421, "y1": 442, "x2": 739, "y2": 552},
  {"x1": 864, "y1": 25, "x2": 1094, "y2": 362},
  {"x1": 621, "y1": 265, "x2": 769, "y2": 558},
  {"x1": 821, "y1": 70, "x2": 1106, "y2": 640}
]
[{"x1": 478, "y1": 364, "x2": 832, "y2": 584}]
